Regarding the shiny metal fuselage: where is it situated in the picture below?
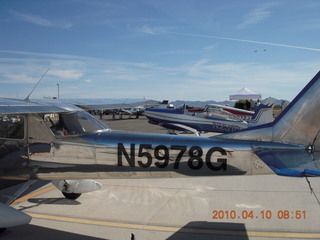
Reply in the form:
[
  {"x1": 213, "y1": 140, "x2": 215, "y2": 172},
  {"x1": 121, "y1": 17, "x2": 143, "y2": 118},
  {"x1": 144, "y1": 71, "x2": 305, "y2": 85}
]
[
  {"x1": 0, "y1": 114, "x2": 275, "y2": 180},
  {"x1": 30, "y1": 132, "x2": 282, "y2": 179},
  {"x1": 0, "y1": 112, "x2": 304, "y2": 180}
]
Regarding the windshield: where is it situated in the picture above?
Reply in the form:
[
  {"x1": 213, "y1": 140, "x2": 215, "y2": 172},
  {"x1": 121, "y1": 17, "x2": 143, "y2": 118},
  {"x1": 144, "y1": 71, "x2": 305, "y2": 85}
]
[{"x1": 45, "y1": 111, "x2": 109, "y2": 136}]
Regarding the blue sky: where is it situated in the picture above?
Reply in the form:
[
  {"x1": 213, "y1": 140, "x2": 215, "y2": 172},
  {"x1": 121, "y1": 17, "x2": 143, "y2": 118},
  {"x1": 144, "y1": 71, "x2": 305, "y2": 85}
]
[{"x1": 0, "y1": 0, "x2": 320, "y2": 101}]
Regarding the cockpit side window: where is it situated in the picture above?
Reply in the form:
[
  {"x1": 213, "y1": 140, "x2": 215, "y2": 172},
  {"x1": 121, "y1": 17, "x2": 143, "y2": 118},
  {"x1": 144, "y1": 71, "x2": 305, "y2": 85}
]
[
  {"x1": 44, "y1": 111, "x2": 109, "y2": 136},
  {"x1": 0, "y1": 115, "x2": 24, "y2": 139}
]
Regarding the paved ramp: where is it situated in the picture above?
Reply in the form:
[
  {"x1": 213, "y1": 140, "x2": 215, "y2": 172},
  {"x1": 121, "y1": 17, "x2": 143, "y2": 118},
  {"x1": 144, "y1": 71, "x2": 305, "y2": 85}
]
[{"x1": 4, "y1": 175, "x2": 320, "y2": 239}]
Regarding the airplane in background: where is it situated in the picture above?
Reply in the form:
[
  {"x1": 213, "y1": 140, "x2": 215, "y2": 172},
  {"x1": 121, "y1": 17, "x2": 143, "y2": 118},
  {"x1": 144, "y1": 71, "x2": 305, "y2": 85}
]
[
  {"x1": 144, "y1": 100, "x2": 275, "y2": 135},
  {"x1": 206, "y1": 103, "x2": 255, "y2": 121},
  {"x1": 202, "y1": 100, "x2": 277, "y2": 122},
  {"x1": 1, "y1": 71, "x2": 320, "y2": 233},
  {"x1": 40, "y1": 98, "x2": 163, "y2": 118}
]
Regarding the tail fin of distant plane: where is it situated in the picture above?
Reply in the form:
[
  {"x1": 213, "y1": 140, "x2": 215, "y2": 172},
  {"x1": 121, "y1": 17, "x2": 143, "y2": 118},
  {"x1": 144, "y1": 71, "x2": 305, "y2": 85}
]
[
  {"x1": 158, "y1": 100, "x2": 173, "y2": 108},
  {"x1": 220, "y1": 71, "x2": 320, "y2": 148},
  {"x1": 248, "y1": 104, "x2": 273, "y2": 126}
]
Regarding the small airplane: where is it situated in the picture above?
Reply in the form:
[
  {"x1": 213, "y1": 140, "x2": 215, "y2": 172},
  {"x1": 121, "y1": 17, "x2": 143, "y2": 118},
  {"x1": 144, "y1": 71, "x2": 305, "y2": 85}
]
[
  {"x1": 207, "y1": 103, "x2": 255, "y2": 121},
  {"x1": 144, "y1": 100, "x2": 274, "y2": 135},
  {"x1": 1, "y1": 71, "x2": 320, "y2": 233}
]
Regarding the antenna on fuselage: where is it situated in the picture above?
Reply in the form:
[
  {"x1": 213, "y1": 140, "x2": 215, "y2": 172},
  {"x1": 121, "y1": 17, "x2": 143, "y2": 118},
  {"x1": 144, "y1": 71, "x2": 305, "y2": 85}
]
[{"x1": 24, "y1": 68, "x2": 50, "y2": 102}]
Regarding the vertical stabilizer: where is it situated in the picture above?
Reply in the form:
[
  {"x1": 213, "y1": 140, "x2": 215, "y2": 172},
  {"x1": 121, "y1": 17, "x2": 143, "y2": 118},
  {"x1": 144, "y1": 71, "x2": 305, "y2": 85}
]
[
  {"x1": 249, "y1": 104, "x2": 273, "y2": 126},
  {"x1": 272, "y1": 71, "x2": 320, "y2": 146}
]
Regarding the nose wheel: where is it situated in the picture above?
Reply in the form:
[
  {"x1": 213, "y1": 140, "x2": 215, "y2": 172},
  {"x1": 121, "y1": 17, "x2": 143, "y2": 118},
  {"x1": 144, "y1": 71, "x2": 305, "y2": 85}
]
[{"x1": 62, "y1": 192, "x2": 82, "y2": 200}]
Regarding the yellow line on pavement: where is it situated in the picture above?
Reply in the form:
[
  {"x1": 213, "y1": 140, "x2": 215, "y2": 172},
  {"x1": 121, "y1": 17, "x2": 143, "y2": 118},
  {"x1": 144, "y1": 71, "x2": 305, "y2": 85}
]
[
  {"x1": 12, "y1": 185, "x2": 320, "y2": 239},
  {"x1": 10, "y1": 185, "x2": 56, "y2": 206},
  {"x1": 28, "y1": 213, "x2": 320, "y2": 239}
]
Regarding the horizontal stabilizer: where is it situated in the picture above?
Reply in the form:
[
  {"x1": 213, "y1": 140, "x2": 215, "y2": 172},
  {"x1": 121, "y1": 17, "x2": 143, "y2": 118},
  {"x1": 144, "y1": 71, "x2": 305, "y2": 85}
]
[
  {"x1": 254, "y1": 149, "x2": 320, "y2": 177},
  {"x1": 303, "y1": 169, "x2": 320, "y2": 177}
]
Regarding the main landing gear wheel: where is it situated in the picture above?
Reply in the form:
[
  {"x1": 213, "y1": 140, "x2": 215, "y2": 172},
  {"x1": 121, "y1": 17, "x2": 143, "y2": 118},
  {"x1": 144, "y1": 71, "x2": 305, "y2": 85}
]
[{"x1": 62, "y1": 192, "x2": 82, "y2": 200}]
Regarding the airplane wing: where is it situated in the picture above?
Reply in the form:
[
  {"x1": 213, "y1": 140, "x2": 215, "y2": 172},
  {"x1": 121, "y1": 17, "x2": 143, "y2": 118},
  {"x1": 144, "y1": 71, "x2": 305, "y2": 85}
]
[
  {"x1": 0, "y1": 180, "x2": 39, "y2": 229},
  {"x1": 254, "y1": 148, "x2": 320, "y2": 177},
  {"x1": 0, "y1": 98, "x2": 161, "y2": 114},
  {"x1": 73, "y1": 99, "x2": 161, "y2": 111},
  {"x1": 160, "y1": 122, "x2": 201, "y2": 136},
  {"x1": 16, "y1": 98, "x2": 161, "y2": 112},
  {"x1": 0, "y1": 202, "x2": 31, "y2": 229},
  {"x1": 0, "y1": 98, "x2": 82, "y2": 114}
]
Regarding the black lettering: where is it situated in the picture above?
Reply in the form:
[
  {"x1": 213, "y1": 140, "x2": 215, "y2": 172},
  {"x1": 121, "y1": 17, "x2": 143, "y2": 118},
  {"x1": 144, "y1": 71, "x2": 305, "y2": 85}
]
[
  {"x1": 138, "y1": 144, "x2": 152, "y2": 168},
  {"x1": 171, "y1": 145, "x2": 187, "y2": 169},
  {"x1": 117, "y1": 143, "x2": 135, "y2": 167},
  {"x1": 117, "y1": 144, "x2": 227, "y2": 172},
  {"x1": 154, "y1": 145, "x2": 169, "y2": 168},
  {"x1": 188, "y1": 146, "x2": 203, "y2": 170},
  {"x1": 206, "y1": 147, "x2": 227, "y2": 171}
]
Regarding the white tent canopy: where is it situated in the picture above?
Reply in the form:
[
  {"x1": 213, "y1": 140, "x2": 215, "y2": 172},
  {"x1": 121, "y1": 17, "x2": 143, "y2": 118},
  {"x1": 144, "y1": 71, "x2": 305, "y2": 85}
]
[{"x1": 229, "y1": 87, "x2": 261, "y2": 100}]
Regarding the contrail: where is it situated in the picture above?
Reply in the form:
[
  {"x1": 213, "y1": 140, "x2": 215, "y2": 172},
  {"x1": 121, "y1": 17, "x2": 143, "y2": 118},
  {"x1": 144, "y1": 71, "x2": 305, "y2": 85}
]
[{"x1": 167, "y1": 32, "x2": 320, "y2": 52}]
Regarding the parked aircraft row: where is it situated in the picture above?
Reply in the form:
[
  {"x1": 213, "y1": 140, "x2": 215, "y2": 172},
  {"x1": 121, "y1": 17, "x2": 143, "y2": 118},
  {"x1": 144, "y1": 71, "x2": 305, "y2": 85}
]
[
  {"x1": 0, "y1": 71, "x2": 320, "y2": 234},
  {"x1": 144, "y1": 99, "x2": 275, "y2": 135},
  {"x1": 41, "y1": 98, "x2": 165, "y2": 116}
]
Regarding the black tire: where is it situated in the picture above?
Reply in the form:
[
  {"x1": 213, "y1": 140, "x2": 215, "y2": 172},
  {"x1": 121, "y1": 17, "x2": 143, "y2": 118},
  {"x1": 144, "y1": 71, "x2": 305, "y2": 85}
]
[
  {"x1": 0, "y1": 228, "x2": 7, "y2": 234},
  {"x1": 62, "y1": 192, "x2": 81, "y2": 200}
]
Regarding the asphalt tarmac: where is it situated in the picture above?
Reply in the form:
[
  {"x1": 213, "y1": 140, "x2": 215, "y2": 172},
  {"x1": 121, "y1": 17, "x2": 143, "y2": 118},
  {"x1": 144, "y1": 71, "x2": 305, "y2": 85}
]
[{"x1": 4, "y1": 115, "x2": 320, "y2": 240}]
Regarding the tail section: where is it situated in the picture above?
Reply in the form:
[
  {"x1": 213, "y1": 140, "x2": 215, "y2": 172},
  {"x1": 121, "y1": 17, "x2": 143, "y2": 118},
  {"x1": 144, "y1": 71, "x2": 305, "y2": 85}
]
[
  {"x1": 220, "y1": 71, "x2": 320, "y2": 148},
  {"x1": 248, "y1": 103, "x2": 273, "y2": 126},
  {"x1": 272, "y1": 71, "x2": 320, "y2": 147},
  {"x1": 218, "y1": 71, "x2": 320, "y2": 178}
]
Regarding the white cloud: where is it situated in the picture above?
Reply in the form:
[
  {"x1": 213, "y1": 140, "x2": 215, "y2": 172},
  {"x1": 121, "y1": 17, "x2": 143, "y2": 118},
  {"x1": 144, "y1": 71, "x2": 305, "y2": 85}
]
[
  {"x1": 0, "y1": 50, "x2": 318, "y2": 101},
  {"x1": 0, "y1": 50, "x2": 88, "y2": 61},
  {"x1": 49, "y1": 69, "x2": 83, "y2": 80},
  {"x1": 9, "y1": 10, "x2": 73, "y2": 29},
  {"x1": 1, "y1": 73, "x2": 37, "y2": 84},
  {"x1": 295, "y1": 19, "x2": 320, "y2": 31},
  {"x1": 168, "y1": 32, "x2": 320, "y2": 52},
  {"x1": 136, "y1": 25, "x2": 168, "y2": 35},
  {"x1": 176, "y1": 57, "x2": 320, "y2": 101},
  {"x1": 237, "y1": 3, "x2": 280, "y2": 29}
]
